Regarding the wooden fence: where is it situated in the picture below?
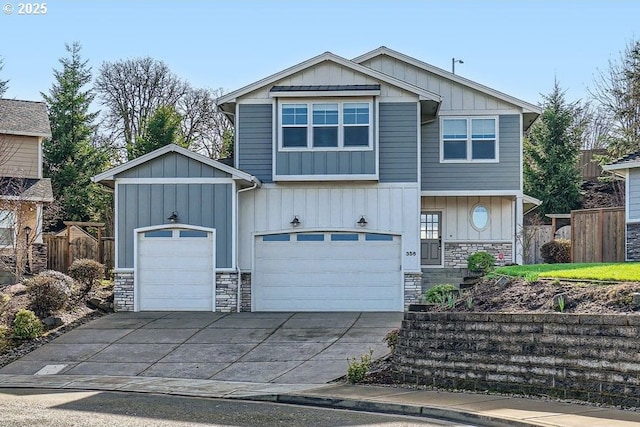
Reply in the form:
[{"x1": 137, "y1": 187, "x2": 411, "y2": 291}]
[
  {"x1": 523, "y1": 225, "x2": 554, "y2": 264},
  {"x1": 571, "y1": 207, "x2": 625, "y2": 263},
  {"x1": 579, "y1": 149, "x2": 606, "y2": 181},
  {"x1": 44, "y1": 234, "x2": 114, "y2": 274}
]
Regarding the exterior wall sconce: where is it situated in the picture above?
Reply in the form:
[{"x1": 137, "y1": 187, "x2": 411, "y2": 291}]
[
  {"x1": 23, "y1": 226, "x2": 32, "y2": 243},
  {"x1": 357, "y1": 216, "x2": 368, "y2": 227},
  {"x1": 167, "y1": 211, "x2": 179, "y2": 223},
  {"x1": 290, "y1": 215, "x2": 301, "y2": 227}
]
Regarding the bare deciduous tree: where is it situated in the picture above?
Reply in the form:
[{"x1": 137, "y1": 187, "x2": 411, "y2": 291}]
[
  {"x1": 179, "y1": 87, "x2": 233, "y2": 159},
  {"x1": 95, "y1": 57, "x2": 188, "y2": 159},
  {"x1": 0, "y1": 57, "x2": 8, "y2": 97}
]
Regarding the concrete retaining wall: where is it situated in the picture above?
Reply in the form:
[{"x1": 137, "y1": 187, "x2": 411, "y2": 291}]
[{"x1": 395, "y1": 311, "x2": 640, "y2": 406}]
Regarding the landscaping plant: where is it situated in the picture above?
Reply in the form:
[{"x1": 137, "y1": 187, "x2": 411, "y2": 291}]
[
  {"x1": 424, "y1": 284, "x2": 456, "y2": 304},
  {"x1": 347, "y1": 349, "x2": 373, "y2": 383},
  {"x1": 68, "y1": 258, "x2": 106, "y2": 294},
  {"x1": 12, "y1": 309, "x2": 43, "y2": 339},
  {"x1": 467, "y1": 251, "x2": 496, "y2": 274},
  {"x1": 25, "y1": 273, "x2": 71, "y2": 316},
  {"x1": 383, "y1": 328, "x2": 399, "y2": 353}
]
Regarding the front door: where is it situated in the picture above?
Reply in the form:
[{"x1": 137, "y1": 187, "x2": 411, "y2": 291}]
[{"x1": 421, "y1": 212, "x2": 442, "y2": 266}]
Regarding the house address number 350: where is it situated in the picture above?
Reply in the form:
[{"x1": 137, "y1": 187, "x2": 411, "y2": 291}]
[{"x1": 405, "y1": 251, "x2": 417, "y2": 256}]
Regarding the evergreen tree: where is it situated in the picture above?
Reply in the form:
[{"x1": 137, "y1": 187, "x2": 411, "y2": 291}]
[
  {"x1": 0, "y1": 57, "x2": 8, "y2": 97},
  {"x1": 524, "y1": 81, "x2": 585, "y2": 217},
  {"x1": 41, "y1": 42, "x2": 110, "y2": 224},
  {"x1": 129, "y1": 105, "x2": 185, "y2": 159}
]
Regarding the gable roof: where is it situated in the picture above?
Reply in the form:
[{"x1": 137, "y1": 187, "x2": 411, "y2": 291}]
[
  {"x1": 603, "y1": 150, "x2": 640, "y2": 173},
  {"x1": 353, "y1": 47, "x2": 542, "y2": 115},
  {"x1": 0, "y1": 99, "x2": 51, "y2": 137},
  {"x1": 0, "y1": 177, "x2": 54, "y2": 202},
  {"x1": 217, "y1": 51, "x2": 441, "y2": 112},
  {"x1": 92, "y1": 144, "x2": 261, "y2": 187}
]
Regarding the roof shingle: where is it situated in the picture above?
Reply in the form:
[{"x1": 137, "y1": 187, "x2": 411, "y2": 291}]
[{"x1": 0, "y1": 99, "x2": 51, "y2": 137}]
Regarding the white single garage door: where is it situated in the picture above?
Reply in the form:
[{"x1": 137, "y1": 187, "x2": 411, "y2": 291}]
[
  {"x1": 137, "y1": 227, "x2": 215, "y2": 311},
  {"x1": 254, "y1": 232, "x2": 402, "y2": 312}
]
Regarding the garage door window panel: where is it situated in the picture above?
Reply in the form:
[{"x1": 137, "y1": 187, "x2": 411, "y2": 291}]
[
  {"x1": 263, "y1": 234, "x2": 290, "y2": 241},
  {"x1": 297, "y1": 233, "x2": 324, "y2": 241},
  {"x1": 144, "y1": 230, "x2": 173, "y2": 238}
]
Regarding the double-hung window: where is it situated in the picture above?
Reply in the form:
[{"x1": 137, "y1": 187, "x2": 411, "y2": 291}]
[
  {"x1": 281, "y1": 101, "x2": 372, "y2": 150},
  {"x1": 441, "y1": 117, "x2": 498, "y2": 162},
  {"x1": 0, "y1": 210, "x2": 15, "y2": 247}
]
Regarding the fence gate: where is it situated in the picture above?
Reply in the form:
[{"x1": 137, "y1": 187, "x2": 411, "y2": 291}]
[{"x1": 571, "y1": 207, "x2": 625, "y2": 263}]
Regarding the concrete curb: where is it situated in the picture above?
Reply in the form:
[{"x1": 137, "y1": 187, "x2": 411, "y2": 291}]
[{"x1": 242, "y1": 394, "x2": 541, "y2": 427}]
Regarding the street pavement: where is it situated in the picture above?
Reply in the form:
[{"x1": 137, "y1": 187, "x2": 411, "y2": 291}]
[{"x1": 1, "y1": 311, "x2": 639, "y2": 426}]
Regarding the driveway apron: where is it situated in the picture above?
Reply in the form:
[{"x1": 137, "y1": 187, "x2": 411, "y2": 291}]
[{"x1": 0, "y1": 312, "x2": 402, "y2": 384}]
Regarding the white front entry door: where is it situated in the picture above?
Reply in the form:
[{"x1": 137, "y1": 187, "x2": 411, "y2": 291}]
[
  {"x1": 136, "y1": 227, "x2": 215, "y2": 311},
  {"x1": 253, "y1": 232, "x2": 402, "y2": 312}
]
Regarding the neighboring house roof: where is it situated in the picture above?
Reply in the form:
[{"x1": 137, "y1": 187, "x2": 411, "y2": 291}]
[
  {"x1": 0, "y1": 177, "x2": 54, "y2": 202},
  {"x1": 0, "y1": 99, "x2": 51, "y2": 138},
  {"x1": 603, "y1": 150, "x2": 640, "y2": 173},
  {"x1": 523, "y1": 194, "x2": 542, "y2": 215},
  {"x1": 92, "y1": 144, "x2": 261, "y2": 188},
  {"x1": 352, "y1": 46, "x2": 542, "y2": 130},
  {"x1": 54, "y1": 224, "x2": 97, "y2": 242},
  {"x1": 217, "y1": 51, "x2": 442, "y2": 119}
]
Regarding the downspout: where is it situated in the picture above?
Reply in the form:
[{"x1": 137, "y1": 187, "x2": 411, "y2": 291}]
[{"x1": 236, "y1": 178, "x2": 259, "y2": 312}]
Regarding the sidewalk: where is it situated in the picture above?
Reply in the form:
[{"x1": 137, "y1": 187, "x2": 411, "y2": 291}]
[{"x1": 1, "y1": 374, "x2": 639, "y2": 426}]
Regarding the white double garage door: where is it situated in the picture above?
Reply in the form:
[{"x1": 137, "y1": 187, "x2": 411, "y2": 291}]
[
  {"x1": 136, "y1": 228, "x2": 402, "y2": 312},
  {"x1": 254, "y1": 232, "x2": 403, "y2": 312}
]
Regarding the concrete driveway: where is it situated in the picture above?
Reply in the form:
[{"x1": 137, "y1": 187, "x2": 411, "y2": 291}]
[{"x1": 0, "y1": 312, "x2": 402, "y2": 384}]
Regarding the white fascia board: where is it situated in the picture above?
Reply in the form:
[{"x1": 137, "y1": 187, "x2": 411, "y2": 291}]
[
  {"x1": 92, "y1": 144, "x2": 261, "y2": 185},
  {"x1": 114, "y1": 178, "x2": 236, "y2": 185},
  {"x1": 0, "y1": 129, "x2": 51, "y2": 138},
  {"x1": 216, "y1": 51, "x2": 441, "y2": 106},
  {"x1": 274, "y1": 174, "x2": 379, "y2": 182},
  {"x1": 603, "y1": 162, "x2": 640, "y2": 172},
  {"x1": 421, "y1": 190, "x2": 521, "y2": 197},
  {"x1": 353, "y1": 46, "x2": 542, "y2": 115},
  {"x1": 523, "y1": 194, "x2": 542, "y2": 206},
  {"x1": 269, "y1": 90, "x2": 381, "y2": 98}
]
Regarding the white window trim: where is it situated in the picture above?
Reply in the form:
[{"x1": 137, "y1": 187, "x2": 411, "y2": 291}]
[
  {"x1": 278, "y1": 98, "x2": 374, "y2": 152},
  {"x1": 440, "y1": 116, "x2": 499, "y2": 163},
  {"x1": 0, "y1": 210, "x2": 16, "y2": 248},
  {"x1": 470, "y1": 203, "x2": 491, "y2": 232}
]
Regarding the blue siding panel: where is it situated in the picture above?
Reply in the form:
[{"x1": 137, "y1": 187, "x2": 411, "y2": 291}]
[
  {"x1": 629, "y1": 169, "x2": 640, "y2": 219},
  {"x1": 116, "y1": 152, "x2": 230, "y2": 178},
  {"x1": 238, "y1": 104, "x2": 273, "y2": 183},
  {"x1": 117, "y1": 183, "x2": 233, "y2": 269},
  {"x1": 421, "y1": 114, "x2": 521, "y2": 191},
  {"x1": 379, "y1": 102, "x2": 418, "y2": 183}
]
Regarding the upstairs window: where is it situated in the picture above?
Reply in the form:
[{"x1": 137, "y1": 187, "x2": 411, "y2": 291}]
[
  {"x1": 441, "y1": 117, "x2": 498, "y2": 162},
  {"x1": 280, "y1": 101, "x2": 372, "y2": 150}
]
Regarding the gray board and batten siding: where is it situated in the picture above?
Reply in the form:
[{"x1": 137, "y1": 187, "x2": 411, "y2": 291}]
[
  {"x1": 237, "y1": 102, "x2": 418, "y2": 182},
  {"x1": 421, "y1": 114, "x2": 521, "y2": 191},
  {"x1": 379, "y1": 102, "x2": 418, "y2": 183},
  {"x1": 117, "y1": 152, "x2": 232, "y2": 179},
  {"x1": 238, "y1": 104, "x2": 273, "y2": 183},
  {"x1": 115, "y1": 152, "x2": 233, "y2": 269},
  {"x1": 630, "y1": 169, "x2": 640, "y2": 219}
]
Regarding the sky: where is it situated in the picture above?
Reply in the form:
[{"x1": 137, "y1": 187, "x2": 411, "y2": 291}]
[{"x1": 0, "y1": 0, "x2": 638, "y2": 107}]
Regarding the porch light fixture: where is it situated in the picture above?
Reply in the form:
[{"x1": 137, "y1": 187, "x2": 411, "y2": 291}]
[
  {"x1": 167, "y1": 211, "x2": 179, "y2": 223},
  {"x1": 452, "y1": 57, "x2": 464, "y2": 74},
  {"x1": 357, "y1": 216, "x2": 368, "y2": 227},
  {"x1": 290, "y1": 215, "x2": 301, "y2": 227},
  {"x1": 23, "y1": 226, "x2": 32, "y2": 243}
]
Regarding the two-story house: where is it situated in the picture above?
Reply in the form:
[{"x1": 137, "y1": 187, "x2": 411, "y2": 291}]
[
  {"x1": 94, "y1": 47, "x2": 540, "y2": 312},
  {"x1": 0, "y1": 99, "x2": 53, "y2": 284}
]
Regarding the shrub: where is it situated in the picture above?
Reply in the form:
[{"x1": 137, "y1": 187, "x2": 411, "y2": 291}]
[
  {"x1": 383, "y1": 328, "x2": 399, "y2": 353},
  {"x1": 13, "y1": 309, "x2": 43, "y2": 339},
  {"x1": 68, "y1": 259, "x2": 106, "y2": 294},
  {"x1": 424, "y1": 284, "x2": 456, "y2": 304},
  {"x1": 540, "y1": 239, "x2": 571, "y2": 264},
  {"x1": 25, "y1": 274, "x2": 70, "y2": 316},
  {"x1": 0, "y1": 326, "x2": 9, "y2": 351},
  {"x1": 347, "y1": 349, "x2": 373, "y2": 383},
  {"x1": 467, "y1": 251, "x2": 496, "y2": 274}
]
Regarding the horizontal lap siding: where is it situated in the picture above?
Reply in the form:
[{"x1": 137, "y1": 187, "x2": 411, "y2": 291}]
[
  {"x1": 276, "y1": 150, "x2": 375, "y2": 175},
  {"x1": 0, "y1": 135, "x2": 39, "y2": 178},
  {"x1": 117, "y1": 183, "x2": 232, "y2": 269},
  {"x1": 238, "y1": 104, "x2": 273, "y2": 183},
  {"x1": 379, "y1": 102, "x2": 418, "y2": 182},
  {"x1": 629, "y1": 169, "x2": 640, "y2": 219},
  {"x1": 421, "y1": 115, "x2": 521, "y2": 191}
]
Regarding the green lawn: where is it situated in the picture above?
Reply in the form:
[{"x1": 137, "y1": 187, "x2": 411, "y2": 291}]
[{"x1": 493, "y1": 263, "x2": 640, "y2": 282}]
